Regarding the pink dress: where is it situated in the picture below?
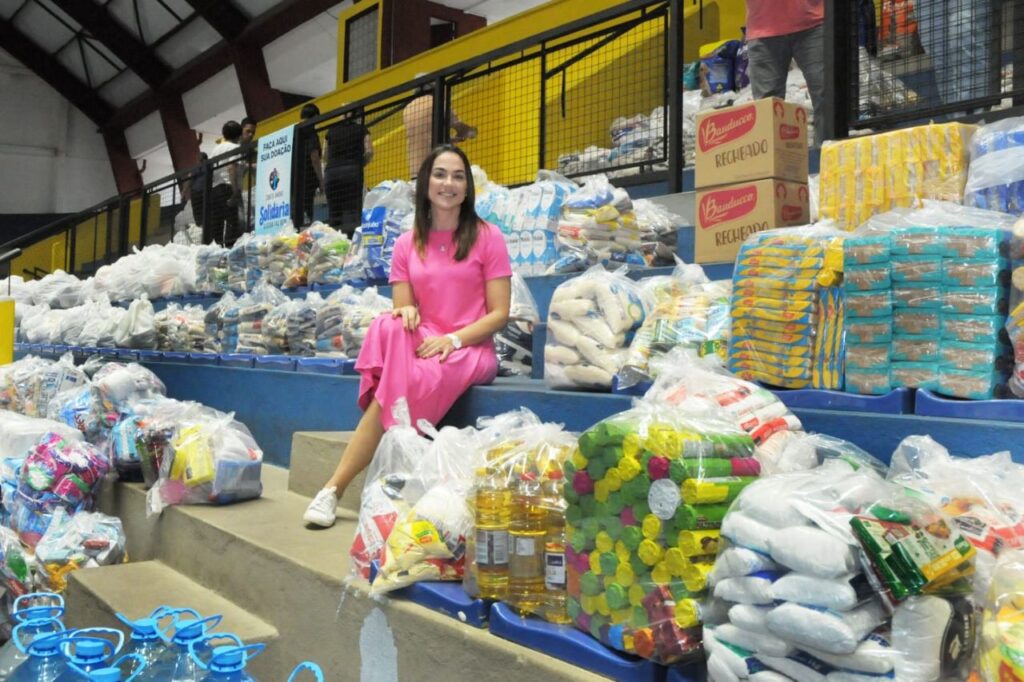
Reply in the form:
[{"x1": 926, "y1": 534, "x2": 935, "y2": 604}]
[{"x1": 355, "y1": 222, "x2": 513, "y2": 430}]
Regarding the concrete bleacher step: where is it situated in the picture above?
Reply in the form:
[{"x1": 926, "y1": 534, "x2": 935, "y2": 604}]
[
  {"x1": 288, "y1": 431, "x2": 365, "y2": 513},
  {"x1": 92, "y1": 463, "x2": 601, "y2": 681},
  {"x1": 66, "y1": 561, "x2": 281, "y2": 677}
]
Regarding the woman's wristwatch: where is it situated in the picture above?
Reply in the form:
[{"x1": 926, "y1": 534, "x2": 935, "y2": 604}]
[{"x1": 446, "y1": 333, "x2": 462, "y2": 350}]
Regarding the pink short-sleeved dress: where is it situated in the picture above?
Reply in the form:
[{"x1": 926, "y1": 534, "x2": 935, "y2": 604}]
[{"x1": 355, "y1": 222, "x2": 513, "y2": 430}]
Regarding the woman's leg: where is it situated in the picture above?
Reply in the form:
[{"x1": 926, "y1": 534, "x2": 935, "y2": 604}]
[{"x1": 324, "y1": 398, "x2": 385, "y2": 495}]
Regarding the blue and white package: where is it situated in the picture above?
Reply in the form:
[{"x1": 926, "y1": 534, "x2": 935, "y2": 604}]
[{"x1": 965, "y1": 117, "x2": 1024, "y2": 215}]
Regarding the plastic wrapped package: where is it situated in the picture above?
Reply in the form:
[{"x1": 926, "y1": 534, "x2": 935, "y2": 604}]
[
  {"x1": 544, "y1": 266, "x2": 646, "y2": 390},
  {"x1": 77, "y1": 299, "x2": 125, "y2": 348},
  {"x1": 632, "y1": 199, "x2": 683, "y2": 268},
  {"x1": 195, "y1": 244, "x2": 229, "y2": 294},
  {"x1": 964, "y1": 116, "x2": 1024, "y2": 215},
  {"x1": 496, "y1": 273, "x2": 540, "y2": 377},
  {"x1": 0, "y1": 525, "x2": 34, "y2": 597},
  {"x1": 558, "y1": 175, "x2": 650, "y2": 266},
  {"x1": 974, "y1": 549, "x2": 1024, "y2": 681},
  {"x1": 34, "y1": 508, "x2": 126, "y2": 592},
  {"x1": 8, "y1": 432, "x2": 110, "y2": 548},
  {"x1": 1010, "y1": 217, "x2": 1024, "y2": 397},
  {"x1": 0, "y1": 411, "x2": 83, "y2": 461},
  {"x1": 728, "y1": 227, "x2": 846, "y2": 390},
  {"x1": 264, "y1": 228, "x2": 300, "y2": 288},
  {"x1": 343, "y1": 181, "x2": 413, "y2": 284},
  {"x1": 818, "y1": 123, "x2": 976, "y2": 230},
  {"x1": 315, "y1": 286, "x2": 391, "y2": 358},
  {"x1": 143, "y1": 401, "x2": 263, "y2": 515},
  {"x1": 261, "y1": 302, "x2": 294, "y2": 355},
  {"x1": 463, "y1": 419, "x2": 576, "y2": 624},
  {"x1": 0, "y1": 354, "x2": 89, "y2": 419},
  {"x1": 306, "y1": 231, "x2": 352, "y2": 286},
  {"x1": 227, "y1": 235, "x2": 250, "y2": 293},
  {"x1": 235, "y1": 282, "x2": 289, "y2": 355},
  {"x1": 90, "y1": 243, "x2": 198, "y2": 302},
  {"x1": 244, "y1": 233, "x2": 272, "y2": 291},
  {"x1": 286, "y1": 293, "x2": 324, "y2": 357},
  {"x1": 46, "y1": 386, "x2": 115, "y2": 447},
  {"x1": 203, "y1": 292, "x2": 236, "y2": 354},
  {"x1": 287, "y1": 224, "x2": 340, "y2": 287},
  {"x1": 31, "y1": 271, "x2": 84, "y2": 309},
  {"x1": 154, "y1": 304, "x2": 205, "y2": 352},
  {"x1": 564, "y1": 399, "x2": 758, "y2": 665},
  {"x1": 619, "y1": 265, "x2": 730, "y2": 389},
  {"x1": 113, "y1": 296, "x2": 157, "y2": 349}
]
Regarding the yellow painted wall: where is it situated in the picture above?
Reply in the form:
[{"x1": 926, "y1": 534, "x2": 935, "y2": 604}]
[{"x1": 10, "y1": 233, "x2": 67, "y2": 280}]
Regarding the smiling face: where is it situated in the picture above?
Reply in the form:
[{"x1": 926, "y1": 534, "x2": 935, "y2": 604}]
[{"x1": 427, "y1": 151, "x2": 467, "y2": 214}]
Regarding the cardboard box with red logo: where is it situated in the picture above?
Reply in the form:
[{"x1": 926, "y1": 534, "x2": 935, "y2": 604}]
[
  {"x1": 695, "y1": 179, "x2": 810, "y2": 263},
  {"x1": 695, "y1": 97, "x2": 809, "y2": 189}
]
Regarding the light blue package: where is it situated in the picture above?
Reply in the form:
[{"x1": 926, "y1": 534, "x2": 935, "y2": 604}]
[
  {"x1": 941, "y1": 286, "x2": 1009, "y2": 316},
  {"x1": 892, "y1": 335, "x2": 941, "y2": 363},
  {"x1": 893, "y1": 282, "x2": 943, "y2": 309},
  {"x1": 844, "y1": 263, "x2": 892, "y2": 292},
  {"x1": 845, "y1": 317, "x2": 893, "y2": 344},
  {"x1": 940, "y1": 340, "x2": 1012, "y2": 373},
  {"x1": 891, "y1": 362, "x2": 940, "y2": 390},
  {"x1": 941, "y1": 313, "x2": 1007, "y2": 344},
  {"x1": 846, "y1": 290, "x2": 894, "y2": 318},
  {"x1": 941, "y1": 258, "x2": 1009, "y2": 288},
  {"x1": 891, "y1": 256, "x2": 942, "y2": 283},
  {"x1": 892, "y1": 227, "x2": 943, "y2": 256},
  {"x1": 893, "y1": 309, "x2": 941, "y2": 336},
  {"x1": 845, "y1": 368, "x2": 893, "y2": 395},
  {"x1": 844, "y1": 235, "x2": 891, "y2": 265},
  {"x1": 937, "y1": 369, "x2": 1006, "y2": 400},
  {"x1": 941, "y1": 226, "x2": 1005, "y2": 260},
  {"x1": 845, "y1": 342, "x2": 892, "y2": 369}
]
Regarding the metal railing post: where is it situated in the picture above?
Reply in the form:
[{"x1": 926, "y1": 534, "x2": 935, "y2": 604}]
[
  {"x1": 431, "y1": 76, "x2": 448, "y2": 148},
  {"x1": 667, "y1": 0, "x2": 683, "y2": 192},
  {"x1": 822, "y1": 0, "x2": 851, "y2": 142}
]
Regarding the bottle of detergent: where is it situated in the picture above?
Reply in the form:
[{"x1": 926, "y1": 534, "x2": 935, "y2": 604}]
[
  {"x1": 9, "y1": 627, "x2": 78, "y2": 681},
  {"x1": 152, "y1": 613, "x2": 223, "y2": 682},
  {"x1": 0, "y1": 592, "x2": 65, "y2": 677},
  {"x1": 65, "y1": 653, "x2": 147, "y2": 682},
  {"x1": 189, "y1": 633, "x2": 264, "y2": 681},
  {"x1": 54, "y1": 628, "x2": 125, "y2": 681},
  {"x1": 116, "y1": 606, "x2": 183, "y2": 668},
  {"x1": 287, "y1": 662, "x2": 324, "y2": 682}
]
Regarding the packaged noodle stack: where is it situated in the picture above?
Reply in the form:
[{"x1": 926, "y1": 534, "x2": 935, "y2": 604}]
[
  {"x1": 463, "y1": 418, "x2": 576, "y2": 625},
  {"x1": 819, "y1": 122, "x2": 975, "y2": 230},
  {"x1": 845, "y1": 219, "x2": 1013, "y2": 398},
  {"x1": 564, "y1": 402, "x2": 758, "y2": 665},
  {"x1": 727, "y1": 228, "x2": 846, "y2": 390}
]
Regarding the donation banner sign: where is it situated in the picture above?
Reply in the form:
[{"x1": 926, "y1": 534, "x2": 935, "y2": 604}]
[{"x1": 254, "y1": 124, "x2": 295, "y2": 235}]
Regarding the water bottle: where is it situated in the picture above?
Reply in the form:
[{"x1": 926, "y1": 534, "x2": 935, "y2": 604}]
[
  {"x1": 286, "y1": 662, "x2": 324, "y2": 682},
  {"x1": 0, "y1": 592, "x2": 65, "y2": 677},
  {"x1": 116, "y1": 606, "x2": 183, "y2": 668},
  {"x1": 64, "y1": 653, "x2": 147, "y2": 682},
  {"x1": 153, "y1": 613, "x2": 223, "y2": 682},
  {"x1": 189, "y1": 633, "x2": 263, "y2": 681},
  {"x1": 9, "y1": 627, "x2": 78, "y2": 681},
  {"x1": 54, "y1": 628, "x2": 125, "y2": 680}
]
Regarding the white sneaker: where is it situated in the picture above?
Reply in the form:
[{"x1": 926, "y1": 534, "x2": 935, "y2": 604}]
[{"x1": 303, "y1": 487, "x2": 338, "y2": 527}]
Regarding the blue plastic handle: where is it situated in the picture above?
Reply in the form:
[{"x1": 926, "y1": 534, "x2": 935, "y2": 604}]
[
  {"x1": 67, "y1": 652, "x2": 147, "y2": 682},
  {"x1": 11, "y1": 619, "x2": 65, "y2": 654},
  {"x1": 287, "y1": 661, "x2": 325, "y2": 682},
  {"x1": 19, "y1": 628, "x2": 78, "y2": 657},
  {"x1": 13, "y1": 593, "x2": 65, "y2": 622},
  {"x1": 159, "y1": 612, "x2": 220, "y2": 646},
  {"x1": 188, "y1": 632, "x2": 243, "y2": 670},
  {"x1": 61, "y1": 628, "x2": 125, "y2": 662}
]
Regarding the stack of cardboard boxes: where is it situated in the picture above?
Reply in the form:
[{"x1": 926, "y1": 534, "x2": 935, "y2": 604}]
[{"x1": 694, "y1": 97, "x2": 811, "y2": 263}]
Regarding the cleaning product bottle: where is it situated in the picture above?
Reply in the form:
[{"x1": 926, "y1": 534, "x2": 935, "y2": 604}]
[
  {"x1": 287, "y1": 662, "x2": 324, "y2": 682},
  {"x1": 65, "y1": 653, "x2": 147, "y2": 681},
  {"x1": 116, "y1": 606, "x2": 177, "y2": 668},
  {"x1": 9, "y1": 628, "x2": 78, "y2": 681},
  {"x1": 475, "y1": 466, "x2": 511, "y2": 600},
  {"x1": 509, "y1": 472, "x2": 546, "y2": 614},
  {"x1": 542, "y1": 469, "x2": 571, "y2": 624},
  {"x1": 149, "y1": 613, "x2": 223, "y2": 682},
  {"x1": 189, "y1": 633, "x2": 264, "y2": 681},
  {"x1": 54, "y1": 628, "x2": 125, "y2": 680},
  {"x1": 0, "y1": 592, "x2": 65, "y2": 677}
]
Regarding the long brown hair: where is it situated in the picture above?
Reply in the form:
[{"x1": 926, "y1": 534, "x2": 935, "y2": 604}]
[{"x1": 413, "y1": 144, "x2": 480, "y2": 261}]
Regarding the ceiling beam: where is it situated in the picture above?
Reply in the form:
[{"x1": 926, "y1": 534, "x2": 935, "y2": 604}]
[
  {"x1": 108, "y1": 0, "x2": 341, "y2": 129},
  {"x1": 59, "y1": 0, "x2": 170, "y2": 87},
  {"x1": 0, "y1": 17, "x2": 111, "y2": 125},
  {"x1": 232, "y1": 44, "x2": 285, "y2": 121},
  {"x1": 182, "y1": 0, "x2": 248, "y2": 42}
]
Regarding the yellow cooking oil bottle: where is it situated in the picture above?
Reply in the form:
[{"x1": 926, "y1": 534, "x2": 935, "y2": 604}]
[
  {"x1": 542, "y1": 469, "x2": 571, "y2": 623},
  {"x1": 508, "y1": 471, "x2": 547, "y2": 613},
  {"x1": 474, "y1": 467, "x2": 512, "y2": 599}
]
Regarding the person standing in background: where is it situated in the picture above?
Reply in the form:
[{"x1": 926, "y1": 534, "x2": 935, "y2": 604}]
[
  {"x1": 324, "y1": 109, "x2": 373, "y2": 236},
  {"x1": 293, "y1": 104, "x2": 325, "y2": 227},
  {"x1": 403, "y1": 81, "x2": 477, "y2": 179},
  {"x1": 206, "y1": 121, "x2": 243, "y2": 246},
  {"x1": 745, "y1": 0, "x2": 828, "y2": 147},
  {"x1": 916, "y1": 0, "x2": 998, "y2": 107}
]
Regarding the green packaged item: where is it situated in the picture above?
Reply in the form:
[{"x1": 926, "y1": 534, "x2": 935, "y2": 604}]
[{"x1": 676, "y1": 503, "x2": 730, "y2": 530}]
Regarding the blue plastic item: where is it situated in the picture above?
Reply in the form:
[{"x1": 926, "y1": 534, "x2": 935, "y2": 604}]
[
  {"x1": 189, "y1": 633, "x2": 264, "y2": 681},
  {"x1": 162, "y1": 351, "x2": 189, "y2": 363},
  {"x1": 393, "y1": 582, "x2": 491, "y2": 628},
  {"x1": 610, "y1": 375, "x2": 652, "y2": 396},
  {"x1": 295, "y1": 357, "x2": 345, "y2": 375},
  {"x1": 219, "y1": 353, "x2": 255, "y2": 368},
  {"x1": 254, "y1": 355, "x2": 297, "y2": 371},
  {"x1": 340, "y1": 359, "x2": 358, "y2": 375},
  {"x1": 136, "y1": 350, "x2": 162, "y2": 363},
  {"x1": 488, "y1": 602, "x2": 662, "y2": 682},
  {"x1": 116, "y1": 350, "x2": 140, "y2": 362},
  {"x1": 55, "y1": 628, "x2": 125, "y2": 680},
  {"x1": 0, "y1": 593, "x2": 65, "y2": 678},
  {"x1": 765, "y1": 386, "x2": 914, "y2": 414},
  {"x1": 51, "y1": 344, "x2": 69, "y2": 355},
  {"x1": 66, "y1": 653, "x2": 147, "y2": 681},
  {"x1": 115, "y1": 608, "x2": 173, "y2": 669},
  {"x1": 142, "y1": 612, "x2": 221, "y2": 682},
  {"x1": 11, "y1": 627, "x2": 78, "y2": 681},
  {"x1": 188, "y1": 353, "x2": 220, "y2": 366},
  {"x1": 100, "y1": 348, "x2": 120, "y2": 358},
  {"x1": 287, "y1": 662, "x2": 324, "y2": 682},
  {"x1": 915, "y1": 389, "x2": 1024, "y2": 420}
]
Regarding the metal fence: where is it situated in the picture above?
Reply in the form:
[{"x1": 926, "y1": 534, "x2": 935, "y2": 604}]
[{"x1": 825, "y1": 0, "x2": 1024, "y2": 137}]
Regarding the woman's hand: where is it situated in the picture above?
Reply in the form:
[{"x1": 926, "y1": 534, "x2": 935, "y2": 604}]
[
  {"x1": 416, "y1": 335, "x2": 456, "y2": 362},
  {"x1": 391, "y1": 305, "x2": 420, "y2": 331}
]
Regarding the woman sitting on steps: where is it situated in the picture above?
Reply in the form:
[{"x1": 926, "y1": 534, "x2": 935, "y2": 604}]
[{"x1": 303, "y1": 144, "x2": 512, "y2": 528}]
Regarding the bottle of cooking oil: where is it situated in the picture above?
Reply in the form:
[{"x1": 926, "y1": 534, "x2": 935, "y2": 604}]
[
  {"x1": 509, "y1": 472, "x2": 547, "y2": 614},
  {"x1": 542, "y1": 469, "x2": 571, "y2": 624},
  {"x1": 475, "y1": 467, "x2": 512, "y2": 600}
]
